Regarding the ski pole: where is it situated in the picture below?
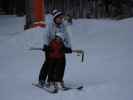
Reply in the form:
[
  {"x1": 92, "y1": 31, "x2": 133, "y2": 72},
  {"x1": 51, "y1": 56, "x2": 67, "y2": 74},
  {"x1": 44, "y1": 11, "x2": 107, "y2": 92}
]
[
  {"x1": 29, "y1": 47, "x2": 43, "y2": 51},
  {"x1": 29, "y1": 47, "x2": 85, "y2": 62}
]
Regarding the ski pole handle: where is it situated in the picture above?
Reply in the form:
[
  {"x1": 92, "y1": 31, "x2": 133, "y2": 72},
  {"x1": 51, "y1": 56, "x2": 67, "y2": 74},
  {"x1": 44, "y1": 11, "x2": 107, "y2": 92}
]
[
  {"x1": 72, "y1": 50, "x2": 84, "y2": 62},
  {"x1": 81, "y1": 51, "x2": 84, "y2": 62}
]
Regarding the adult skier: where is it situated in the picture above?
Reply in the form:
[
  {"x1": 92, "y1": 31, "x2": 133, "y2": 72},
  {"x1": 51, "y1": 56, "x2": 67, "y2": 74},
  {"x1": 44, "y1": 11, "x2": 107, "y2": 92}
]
[{"x1": 38, "y1": 10, "x2": 72, "y2": 90}]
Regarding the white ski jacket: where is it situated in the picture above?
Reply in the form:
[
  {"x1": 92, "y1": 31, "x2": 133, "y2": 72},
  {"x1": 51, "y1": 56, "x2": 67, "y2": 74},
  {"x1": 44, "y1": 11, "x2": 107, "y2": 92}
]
[{"x1": 43, "y1": 22, "x2": 72, "y2": 48}]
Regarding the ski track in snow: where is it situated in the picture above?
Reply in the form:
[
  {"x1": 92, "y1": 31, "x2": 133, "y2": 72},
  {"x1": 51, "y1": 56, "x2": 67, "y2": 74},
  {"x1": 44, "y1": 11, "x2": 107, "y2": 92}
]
[{"x1": 0, "y1": 16, "x2": 133, "y2": 100}]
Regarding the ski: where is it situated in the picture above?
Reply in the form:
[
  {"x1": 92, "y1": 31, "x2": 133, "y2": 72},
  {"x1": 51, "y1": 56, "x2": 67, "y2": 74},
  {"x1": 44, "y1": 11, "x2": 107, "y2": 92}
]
[
  {"x1": 32, "y1": 82, "x2": 83, "y2": 93},
  {"x1": 63, "y1": 83, "x2": 83, "y2": 91},
  {"x1": 32, "y1": 83, "x2": 58, "y2": 94}
]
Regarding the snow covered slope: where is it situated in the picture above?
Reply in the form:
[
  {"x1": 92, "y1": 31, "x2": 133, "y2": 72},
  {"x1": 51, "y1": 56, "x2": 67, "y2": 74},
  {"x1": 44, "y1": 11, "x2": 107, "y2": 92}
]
[
  {"x1": 0, "y1": 16, "x2": 133, "y2": 100},
  {"x1": 0, "y1": 15, "x2": 25, "y2": 43}
]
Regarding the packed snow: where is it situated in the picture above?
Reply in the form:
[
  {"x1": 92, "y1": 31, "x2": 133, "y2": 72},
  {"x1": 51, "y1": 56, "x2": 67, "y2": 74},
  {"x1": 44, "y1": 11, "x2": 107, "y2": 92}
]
[{"x1": 0, "y1": 15, "x2": 133, "y2": 100}]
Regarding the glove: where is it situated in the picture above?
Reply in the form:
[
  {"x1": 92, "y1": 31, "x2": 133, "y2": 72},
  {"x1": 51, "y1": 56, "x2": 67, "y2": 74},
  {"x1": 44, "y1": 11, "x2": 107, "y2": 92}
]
[
  {"x1": 65, "y1": 47, "x2": 72, "y2": 53},
  {"x1": 42, "y1": 45, "x2": 49, "y2": 52}
]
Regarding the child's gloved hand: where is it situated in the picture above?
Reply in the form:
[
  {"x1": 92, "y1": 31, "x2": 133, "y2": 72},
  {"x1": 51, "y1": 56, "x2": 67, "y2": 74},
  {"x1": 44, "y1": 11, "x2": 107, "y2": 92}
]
[{"x1": 65, "y1": 47, "x2": 72, "y2": 53}]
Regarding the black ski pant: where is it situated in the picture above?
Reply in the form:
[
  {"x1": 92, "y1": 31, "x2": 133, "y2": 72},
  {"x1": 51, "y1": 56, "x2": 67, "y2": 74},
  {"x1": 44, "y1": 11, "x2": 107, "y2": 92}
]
[
  {"x1": 38, "y1": 60, "x2": 48, "y2": 83},
  {"x1": 39, "y1": 54, "x2": 66, "y2": 83},
  {"x1": 39, "y1": 52, "x2": 49, "y2": 83},
  {"x1": 47, "y1": 57, "x2": 66, "y2": 82}
]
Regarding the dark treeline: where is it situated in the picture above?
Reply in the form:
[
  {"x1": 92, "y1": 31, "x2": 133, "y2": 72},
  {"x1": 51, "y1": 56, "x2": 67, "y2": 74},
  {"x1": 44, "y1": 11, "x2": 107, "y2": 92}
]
[
  {"x1": 45, "y1": 0, "x2": 133, "y2": 19},
  {"x1": 0, "y1": 0, "x2": 25, "y2": 16},
  {"x1": 0, "y1": 0, "x2": 133, "y2": 19}
]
